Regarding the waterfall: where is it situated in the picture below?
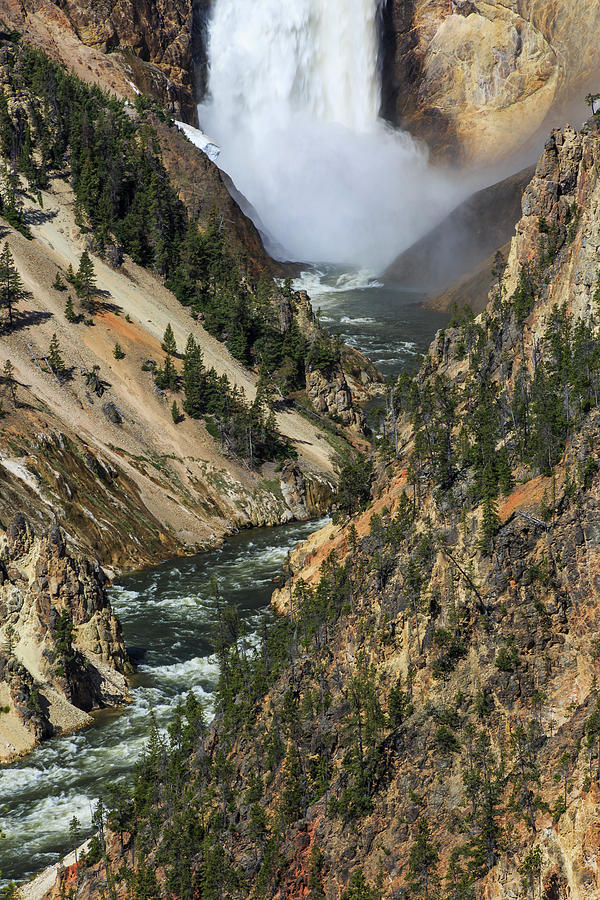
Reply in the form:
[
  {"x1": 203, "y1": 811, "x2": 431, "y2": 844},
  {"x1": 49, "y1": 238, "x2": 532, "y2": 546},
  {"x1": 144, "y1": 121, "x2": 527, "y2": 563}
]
[{"x1": 199, "y1": 0, "x2": 461, "y2": 270}]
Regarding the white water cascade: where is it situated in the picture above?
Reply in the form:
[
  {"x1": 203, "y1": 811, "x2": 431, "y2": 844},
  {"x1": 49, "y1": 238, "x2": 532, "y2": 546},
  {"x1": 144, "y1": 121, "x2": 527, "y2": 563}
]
[{"x1": 198, "y1": 0, "x2": 462, "y2": 270}]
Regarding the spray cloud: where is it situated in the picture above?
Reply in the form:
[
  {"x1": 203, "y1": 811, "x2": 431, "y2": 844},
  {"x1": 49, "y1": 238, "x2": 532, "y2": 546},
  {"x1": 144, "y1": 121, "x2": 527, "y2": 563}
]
[{"x1": 199, "y1": 0, "x2": 464, "y2": 271}]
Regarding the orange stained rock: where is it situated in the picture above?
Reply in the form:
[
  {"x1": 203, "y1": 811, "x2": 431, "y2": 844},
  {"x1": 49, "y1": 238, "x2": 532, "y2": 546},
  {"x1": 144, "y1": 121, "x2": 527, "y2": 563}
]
[
  {"x1": 96, "y1": 310, "x2": 162, "y2": 353},
  {"x1": 498, "y1": 471, "x2": 560, "y2": 524}
]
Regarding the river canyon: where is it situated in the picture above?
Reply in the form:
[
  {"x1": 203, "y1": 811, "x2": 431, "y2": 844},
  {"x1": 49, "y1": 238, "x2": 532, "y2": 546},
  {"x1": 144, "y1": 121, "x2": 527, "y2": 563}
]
[
  {"x1": 2, "y1": 0, "x2": 600, "y2": 896},
  {"x1": 1, "y1": 520, "x2": 325, "y2": 883},
  {"x1": 0, "y1": 0, "x2": 458, "y2": 880}
]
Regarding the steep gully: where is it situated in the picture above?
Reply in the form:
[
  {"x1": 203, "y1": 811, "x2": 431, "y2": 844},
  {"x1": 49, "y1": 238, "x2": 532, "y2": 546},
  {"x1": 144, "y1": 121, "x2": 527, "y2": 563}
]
[{"x1": 0, "y1": 0, "x2": 545, "y2": 885}]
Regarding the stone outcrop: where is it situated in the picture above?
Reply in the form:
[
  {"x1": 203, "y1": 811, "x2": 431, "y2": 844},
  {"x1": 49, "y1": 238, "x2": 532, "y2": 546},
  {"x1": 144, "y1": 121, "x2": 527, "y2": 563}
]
[
  {"x1": 381, "y1": 0, "x2": 600, "y2": 165},
  {"x1": 306, "y1": 364, "x2": 366, "y2": 432},
  {"x1": 0, "y1": 514, "x2": 130, "y2": 763},
  {"x1": 279, "y1": 462, "x2": 334, "y2": 522},
  {"x1": 292, "y1": 289, "x2": 378, "y2": 433},
  {"x1": 0, "y1": 0, "x2": 199, "y2": 121},
  {"x1": 497, "y1": 119, "x2": 600, "y2": 341}
]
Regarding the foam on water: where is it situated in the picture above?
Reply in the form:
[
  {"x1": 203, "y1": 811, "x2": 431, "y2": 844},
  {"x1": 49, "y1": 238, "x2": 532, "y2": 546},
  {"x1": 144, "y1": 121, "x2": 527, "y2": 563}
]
[
  {"x1": 290, "y1": 266, "x2": 450, "y2": 379},
  {"x1": 143, "y1": 656, "x2": 220, "y2": 685},
  {"x1": 1, "y1": 517, "x2": 325, "y2": 884},
  {"x1": 294, "y1": 268, "x2": 383, "y2": 296}
]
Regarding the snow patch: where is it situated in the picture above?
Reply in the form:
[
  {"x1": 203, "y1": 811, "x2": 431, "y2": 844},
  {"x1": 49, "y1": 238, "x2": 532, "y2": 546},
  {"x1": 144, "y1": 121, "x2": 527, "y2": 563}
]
[{"x1": 175, "y1": 121, "x2": 221, "y2": 163}]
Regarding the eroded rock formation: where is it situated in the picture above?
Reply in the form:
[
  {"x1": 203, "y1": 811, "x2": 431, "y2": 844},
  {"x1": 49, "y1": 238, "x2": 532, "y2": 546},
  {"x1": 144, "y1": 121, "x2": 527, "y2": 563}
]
[
  {"x1": 34, "y1": 117, "x2": 600, "y2": 900},
  {"x1": 0, "y1": 0, "x2": 197, "y2": 119},
  {"x1": 381, "y1": 0, "x2": 600, "y2": 164},
  {"x1": 0, "y1": 514, "x2": 130, "y2": 763}
]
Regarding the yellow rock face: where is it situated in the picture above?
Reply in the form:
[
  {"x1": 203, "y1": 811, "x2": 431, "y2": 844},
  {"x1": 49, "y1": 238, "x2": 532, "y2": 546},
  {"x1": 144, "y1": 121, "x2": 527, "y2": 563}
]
[{"x1": 383, "y1": 0, "x2": 600, "y2": 165}]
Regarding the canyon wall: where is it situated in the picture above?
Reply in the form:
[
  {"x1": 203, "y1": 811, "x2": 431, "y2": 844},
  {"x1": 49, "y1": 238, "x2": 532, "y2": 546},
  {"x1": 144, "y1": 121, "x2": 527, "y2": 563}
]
[
  {"x1": 0, "y1": 0, "x2": 198, "y2": 119},
  {"x1": 8, "y1": 0, "x2": 600, "y2": 172},
  {"x1": 4, "y1": 0, "x2": 600, "y2": 180},
  {"x1": 381, "y1": 0, "x2": 600, "y2": 165},
  {"x1": 31, "y1": 117, "x2": 600, "y2": 899}
]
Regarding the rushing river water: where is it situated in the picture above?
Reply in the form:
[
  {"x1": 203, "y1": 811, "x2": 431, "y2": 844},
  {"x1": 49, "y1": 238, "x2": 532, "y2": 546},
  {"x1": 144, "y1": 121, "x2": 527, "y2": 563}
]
[
  {"x1": 0, "y1": 519, "x2": 324, "y2": 884},
  {"x1": 0, "y1": 266, "x2": 447, "y2": 886},
  {"x1": 296, "y1": 269, "x2": 449, "y2": 379}
]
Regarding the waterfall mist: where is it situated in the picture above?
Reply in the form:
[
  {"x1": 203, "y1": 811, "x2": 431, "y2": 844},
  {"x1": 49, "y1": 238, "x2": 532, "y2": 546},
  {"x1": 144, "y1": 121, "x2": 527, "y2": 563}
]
[{"x1": 199, "y1": 0, "x2": 464, "y2": 272}]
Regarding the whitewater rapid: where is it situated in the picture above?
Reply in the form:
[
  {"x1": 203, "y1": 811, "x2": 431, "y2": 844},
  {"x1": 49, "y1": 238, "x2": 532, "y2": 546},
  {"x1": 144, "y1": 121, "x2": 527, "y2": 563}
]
[
  {"x1": 198, "y1": 0, "x2": 463, "y2": 270},
  {"x1": 0, "y1": 520, "x2": 325, "y2": 885}
]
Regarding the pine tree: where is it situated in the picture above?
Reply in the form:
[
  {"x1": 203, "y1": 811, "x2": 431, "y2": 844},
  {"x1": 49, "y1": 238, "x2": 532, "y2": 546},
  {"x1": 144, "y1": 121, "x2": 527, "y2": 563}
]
[
  {"x1": 340, "y1": 870, "x2": 379, "y2": 900},
  {"x1": 519, "y1": 847, "x2": 543, "y2": 898},
  {"x1": 155, "y1": 354, "x2": 178, "y2": 391},
  {"x1": 444, "y1": 848, "x2": 474, "y2": 900},
  {"x1": 280, "y1": 743, "x2": 306, "y2": 823},
  {"x1": 477, "y1": 464, "x2": 501, "y2": 555},
  {"x1": 408, "y1": 818, "x2": 439, "y2": 900},
  {"x1": 0, "y1": 242, "x2": 24, "y2": 330},
  {"x1": 162, "y1": 322, "x2": 177, "y2": 356},
  {"x1": 73, "y1": 199, "x2": 86, "y2": 229},
  {"x1": 48, "y1": 333, "x2": 65, "y2": 375},
  {"x1": 183, "y1": 334, "x2": 206, "y2": 417},
  {"x1": 18, "y1": 126, "x2": 37, "y2": 185},
  {"x1": 64, "y1": 295, "x2": 76, "y2": 323},
  {"x1": 463, "y1": 732, "x2": 505, "y2": 876},
  {"x1": 2, "y1": 359, "x2": 17, "y2": 407},
  {"x1": 254, "y1": 365, "x2": 276, "y2": 415},
  {"x1": 0, "y1": 163, "x2": 30, "y2": 237},
  {"x1": 491, "y1": 250, "x2": 505, "y2": 292},
  {"x1": 171, "y1": 400, "x2": 182, "y2": 423},
  {"x1": 69, "y1": 815, "x2": 81, "y2": 873},
  {"x1": 478, "y1": 492, "x2": 500, "y2": 556},
  {"x1": 0, "y1": 88, "x2": 13, "y2": 159},
  {"x1": 113, "y1": 342, "x2": 125, "y2": 359},
  {"x1": 52, "y1": 272, "x2": 66, "y2": 292},
  {"x1": 65, "y1": 263, "x2": 75, "y2": 284},
  {"x1": 76, "y1": 251, "x2": 97, "y2": 312}
]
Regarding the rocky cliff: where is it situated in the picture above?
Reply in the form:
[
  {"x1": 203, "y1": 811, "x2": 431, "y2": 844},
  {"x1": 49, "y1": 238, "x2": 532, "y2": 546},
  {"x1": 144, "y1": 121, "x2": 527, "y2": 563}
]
[
  {"x1": 0, "y1": 0, "x2": 198, "y2": 120},
  {"x1": 9, "y1": 0, "x2": 600, "y2": 172},
  {"x1": 35, "y1": 117, "x2": 600, "y2": 900},
  {"x1": 381, "y1": 0, "x2": 600, "y2": 165},
  {"x1": 385, "y1": 165, "x2": 534, "y2": 300},
  {"x1": 0, "y1": 514, "x2": 129, "y2": 763}
]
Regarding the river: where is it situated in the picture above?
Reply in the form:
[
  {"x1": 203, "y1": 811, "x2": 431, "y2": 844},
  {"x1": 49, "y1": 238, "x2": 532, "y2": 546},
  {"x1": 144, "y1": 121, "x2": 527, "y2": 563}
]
[
  {"x1": 0, "y1": 519, "x2": 325, "y2": 884},
  {"x1": 296, "y1": 269, "x2": 449, "y2": 379},
  {"x1": 0, "y1": 261, "x2": 449, "y2": 885},
  {"x1": 0, "y1": 267, "x2": 449, "y2": 884}
]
